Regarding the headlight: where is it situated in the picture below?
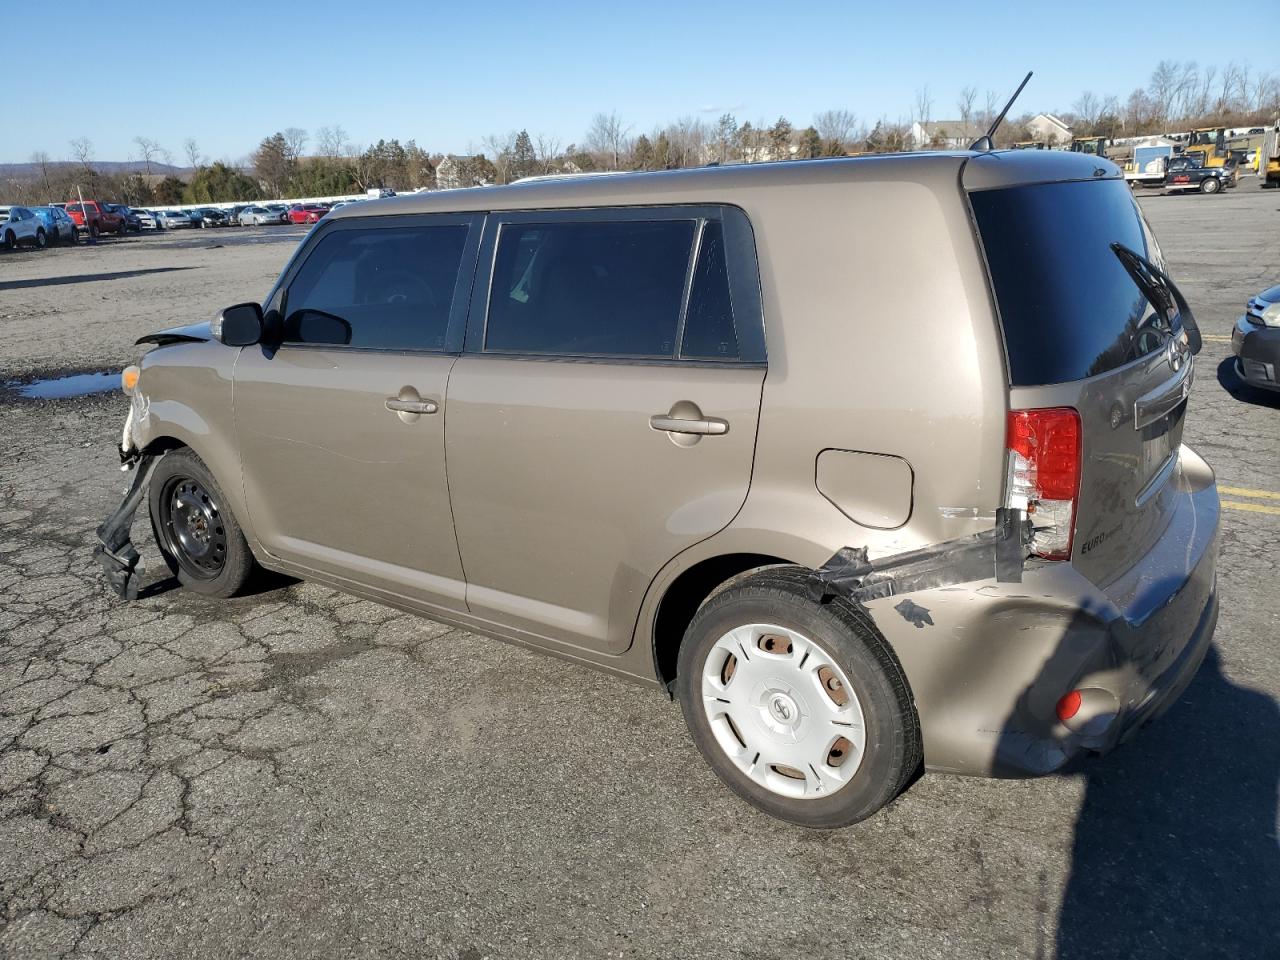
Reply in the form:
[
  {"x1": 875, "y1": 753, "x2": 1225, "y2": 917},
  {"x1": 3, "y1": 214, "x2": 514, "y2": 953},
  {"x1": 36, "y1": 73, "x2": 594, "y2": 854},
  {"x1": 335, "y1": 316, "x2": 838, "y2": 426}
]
[{"x1": 1263, "y1": 302, "x2": 1280, "y2": 328}]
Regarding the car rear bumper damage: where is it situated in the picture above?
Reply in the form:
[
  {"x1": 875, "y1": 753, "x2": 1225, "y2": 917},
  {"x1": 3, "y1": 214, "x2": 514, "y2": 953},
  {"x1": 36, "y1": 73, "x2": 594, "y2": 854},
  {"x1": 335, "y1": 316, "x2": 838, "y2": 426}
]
[{"x1": 816, "y1": 444, "x2": 1220, "y2": 778}]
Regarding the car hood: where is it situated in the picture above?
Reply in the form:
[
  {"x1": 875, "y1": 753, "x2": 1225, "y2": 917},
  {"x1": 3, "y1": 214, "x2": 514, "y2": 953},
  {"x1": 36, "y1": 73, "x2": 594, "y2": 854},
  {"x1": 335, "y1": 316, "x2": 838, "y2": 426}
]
[
  {"x1": 1254, "y1": 284, "x2": 1280, "y2": 307},
  {"x1": 136, "y1": 321, "x2": 212, "y2": 348}
]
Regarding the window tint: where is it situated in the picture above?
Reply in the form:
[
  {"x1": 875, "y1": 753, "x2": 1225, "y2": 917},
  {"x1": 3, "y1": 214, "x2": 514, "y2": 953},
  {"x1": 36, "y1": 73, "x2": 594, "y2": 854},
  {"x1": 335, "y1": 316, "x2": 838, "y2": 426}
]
[
  {"x1": 485, "y1": 219, "x2": 695, "y2": 357},
  {"x1": 971, "y1": 179, "x2": 1159, "y2": 386},
  {"x1": 283, "y1": 224, "x2": 467, "y2": 351},
  {"x1": 681, "y1": 221, "x2": 740, "y2": 360}
]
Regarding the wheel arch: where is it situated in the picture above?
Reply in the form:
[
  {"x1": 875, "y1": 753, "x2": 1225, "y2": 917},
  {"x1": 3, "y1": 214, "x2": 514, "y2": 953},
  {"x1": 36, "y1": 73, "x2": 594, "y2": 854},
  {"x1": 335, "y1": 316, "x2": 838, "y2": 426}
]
[{"x1": 650, "y1": 552, "x2": 797, "y2": 692}]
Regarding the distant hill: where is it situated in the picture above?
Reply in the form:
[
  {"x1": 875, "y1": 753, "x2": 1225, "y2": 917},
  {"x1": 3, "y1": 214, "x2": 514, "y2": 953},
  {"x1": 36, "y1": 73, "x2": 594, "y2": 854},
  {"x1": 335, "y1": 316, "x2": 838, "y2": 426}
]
[{"x1": 0, "y1": 160, "x2": 189, "y2": 179}]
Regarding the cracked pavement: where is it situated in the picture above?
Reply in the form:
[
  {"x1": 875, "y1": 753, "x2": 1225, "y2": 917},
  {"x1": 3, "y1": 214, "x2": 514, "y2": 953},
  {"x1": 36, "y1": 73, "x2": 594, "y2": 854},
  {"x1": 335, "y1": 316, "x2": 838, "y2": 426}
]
[{"x1": 1, "y1": 193, "x2": 1278, "y2": 959}]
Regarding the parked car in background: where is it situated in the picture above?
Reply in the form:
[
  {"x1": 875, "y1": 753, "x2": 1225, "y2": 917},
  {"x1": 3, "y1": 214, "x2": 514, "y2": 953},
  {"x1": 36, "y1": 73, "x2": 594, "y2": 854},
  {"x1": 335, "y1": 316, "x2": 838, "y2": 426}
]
[
  {"x1": 65, "y1": 200, "x2": 127, "y2": 237},
  {"x1": 1232, "y1": 283, "x2": 1280, "y2": 393},
  {"x1": 237, "y1": 205, "x2": 282, "y2": 226},
  {"x1": 225, "y1": 205, "x2": 250, "y2": 225},
  {"x1": 154, "y1": 210, "x2": 193, "y2": 230},
  {"x1": 100, "y1": 152, "x2": 1218, "y2": 828},
  {"x1": 190, "y1": 207, "x2": 230, "y2": 228},
  {"x1": 287, "y1": 203, "x2": 330, "y2": 224},
  {"x1": 0, "y1": 206, "x2": 48, "y2": 249},
  {"x1": 133, "y1": 209, "x2": 158, "y2": 230},
  {"x1": 106, "y1": 204, "x2": 144, "y2": 232},
  {"x1": 264, "y1": 204, "x2": 289, "y2": 221},
  {"x1": 32, "y1": 205, "x2": 78, "y2": 245}
]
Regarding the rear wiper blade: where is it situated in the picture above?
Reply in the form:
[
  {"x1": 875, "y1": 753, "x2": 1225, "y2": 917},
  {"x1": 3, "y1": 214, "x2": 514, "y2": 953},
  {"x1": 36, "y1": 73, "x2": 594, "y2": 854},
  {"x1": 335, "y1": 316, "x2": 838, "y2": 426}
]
[{"x1": 1111, "y1": 242, "x2": 1202, "y2": 354}]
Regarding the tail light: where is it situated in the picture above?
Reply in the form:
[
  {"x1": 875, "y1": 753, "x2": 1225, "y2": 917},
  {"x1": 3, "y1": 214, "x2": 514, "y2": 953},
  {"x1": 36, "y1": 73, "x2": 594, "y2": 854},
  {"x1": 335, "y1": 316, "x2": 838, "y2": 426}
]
[{"x1": 1005, "y1": 408, "x2": 1081, "y2": 560}]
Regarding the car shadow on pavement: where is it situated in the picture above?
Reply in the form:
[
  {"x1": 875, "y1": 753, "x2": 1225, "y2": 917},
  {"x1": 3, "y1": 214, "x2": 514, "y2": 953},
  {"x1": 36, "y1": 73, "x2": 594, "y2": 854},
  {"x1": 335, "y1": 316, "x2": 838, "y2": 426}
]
[
  {"x1": 0, "y1": 266, "x2": 195, "y2": 292},
  {"x1": 1053, "y1": 645, "x2": 1279, "y2": 959},
  {"x1": 1216, "y1": 356, "x2": 1280, "y2": 409},
  {"x1": 135, "y1": 567, "x2": 298, "y2": 600}
]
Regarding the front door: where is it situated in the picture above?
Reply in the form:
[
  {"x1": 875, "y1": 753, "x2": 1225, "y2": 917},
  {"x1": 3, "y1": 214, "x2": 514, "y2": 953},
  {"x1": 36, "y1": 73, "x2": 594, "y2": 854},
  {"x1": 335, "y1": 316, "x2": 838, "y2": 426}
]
[
  {"x1": 446, "y1": 207, "x2": 767, "y2": 655},
  {"x1": 234, "y1": 213, "x2": 480, "y2": 614}
]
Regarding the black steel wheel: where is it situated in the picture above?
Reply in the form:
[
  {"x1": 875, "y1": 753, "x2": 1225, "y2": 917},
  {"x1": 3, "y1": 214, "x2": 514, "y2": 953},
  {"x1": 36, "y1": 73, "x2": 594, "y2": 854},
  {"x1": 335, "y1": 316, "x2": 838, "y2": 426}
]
[{"x1": 148, "y1": 448, "x2": 255, "y2": 597}]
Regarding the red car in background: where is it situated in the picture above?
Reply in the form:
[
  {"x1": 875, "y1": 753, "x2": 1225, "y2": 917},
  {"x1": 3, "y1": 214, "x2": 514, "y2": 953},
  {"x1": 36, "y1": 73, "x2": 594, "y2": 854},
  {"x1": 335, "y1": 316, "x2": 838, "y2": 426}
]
[
  {"x1": 65, "y1": 200, "x2": 127, "y2": 237},
  {"x1": 288, "y1": 203, "x2": 330, "y2": 224}
]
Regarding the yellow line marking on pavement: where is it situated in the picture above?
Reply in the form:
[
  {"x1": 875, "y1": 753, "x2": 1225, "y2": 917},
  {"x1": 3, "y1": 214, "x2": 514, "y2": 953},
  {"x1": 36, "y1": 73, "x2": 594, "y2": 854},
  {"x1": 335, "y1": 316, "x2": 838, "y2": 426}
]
[
  {"x1": 1219, "y1": 486, "x2": 1280, "y2": 501},
  {"x1": 1201, "y1": 334, "x2": 1232, "y2": 343},
  {"x1": 1221, "y1": 500, "x2": 1280, "y2": 516}
]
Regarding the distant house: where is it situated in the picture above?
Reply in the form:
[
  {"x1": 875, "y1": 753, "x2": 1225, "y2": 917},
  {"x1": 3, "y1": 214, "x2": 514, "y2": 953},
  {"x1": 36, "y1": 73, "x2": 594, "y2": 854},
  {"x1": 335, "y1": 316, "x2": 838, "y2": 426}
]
[
  {"x1": 435, "y1": 155, "x2": 488, "y2": 190},
  {"x1": 909, "y1": 120, "x2": 986, "y2": 150},
  {"x1": 1028, "y1": 113, "x2": 1072, "y2": 145}
]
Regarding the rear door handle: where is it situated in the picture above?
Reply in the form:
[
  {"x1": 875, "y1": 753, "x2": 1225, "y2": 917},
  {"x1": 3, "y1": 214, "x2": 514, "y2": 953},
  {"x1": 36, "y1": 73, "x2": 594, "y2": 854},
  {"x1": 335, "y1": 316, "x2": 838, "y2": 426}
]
[
  {"x1": 386, "y1": 398, "x2": 438, "y2": 414},
  {"x1": 649, "y1": 415, "x2": 729, "y2": 436}
]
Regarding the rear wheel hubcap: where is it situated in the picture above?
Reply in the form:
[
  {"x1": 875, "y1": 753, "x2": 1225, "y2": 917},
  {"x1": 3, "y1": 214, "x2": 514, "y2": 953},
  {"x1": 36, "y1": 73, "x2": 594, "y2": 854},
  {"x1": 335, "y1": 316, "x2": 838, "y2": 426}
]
[{"x1": 701, "y1": 623, "x2": 867, "y2": 800}]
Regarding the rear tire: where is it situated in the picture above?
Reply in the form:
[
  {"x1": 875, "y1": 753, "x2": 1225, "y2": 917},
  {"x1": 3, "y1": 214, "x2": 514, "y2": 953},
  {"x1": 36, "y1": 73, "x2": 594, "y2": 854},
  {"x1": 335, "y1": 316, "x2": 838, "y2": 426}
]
[
  {"x1": 117, "y1": 220, "x2": 128, "y2": 236},
  {"x1": 148, "y1": 448, "x2": 255, "y2": 598},
  {"x1": 675, "y1": 566, "x2": 921, "y2": 828},
  {"x1": 89, "y1": 223, "x2": 99, "y2": 239}
]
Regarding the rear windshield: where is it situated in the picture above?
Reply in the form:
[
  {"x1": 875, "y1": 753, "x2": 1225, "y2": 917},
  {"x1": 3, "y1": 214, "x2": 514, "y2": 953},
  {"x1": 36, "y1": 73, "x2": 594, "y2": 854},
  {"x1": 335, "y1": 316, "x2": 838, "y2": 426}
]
[{"x1": 971, "y1": 179, "x2": 1159, "y2": 386}]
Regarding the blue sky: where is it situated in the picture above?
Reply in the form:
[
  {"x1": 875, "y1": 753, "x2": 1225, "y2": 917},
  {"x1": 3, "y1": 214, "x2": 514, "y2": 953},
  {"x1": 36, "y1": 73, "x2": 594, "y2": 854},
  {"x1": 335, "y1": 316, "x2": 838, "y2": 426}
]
[{"x1": 2, "y1": 0, "x2": 1272, "y2": 163}]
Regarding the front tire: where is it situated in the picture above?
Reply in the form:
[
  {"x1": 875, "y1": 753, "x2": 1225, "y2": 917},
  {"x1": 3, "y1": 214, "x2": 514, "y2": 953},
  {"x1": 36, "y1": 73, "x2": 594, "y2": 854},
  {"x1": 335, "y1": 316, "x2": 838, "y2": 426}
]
[
  {"x1": 34, "y1": 228, "x2": 47, "y2": 249},
  {"x1": 3, "y1": 231, "x2": 14, "y2": 250},
  {"x1": 676, "y1": 566, "x2": 921, "y2": 828},
  {"x1": 1200, "y1": 177, "x2": 1221, "y2": 194},
  {"x1": 148, "y1": 448, "x2": 255, "y2": 597}
]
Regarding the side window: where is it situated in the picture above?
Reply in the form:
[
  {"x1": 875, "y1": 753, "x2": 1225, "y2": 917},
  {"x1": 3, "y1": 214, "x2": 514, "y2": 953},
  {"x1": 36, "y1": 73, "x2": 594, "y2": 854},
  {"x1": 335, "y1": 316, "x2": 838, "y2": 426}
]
[
  {"x1": 283, "y1": 223, "x2": 468, "y2": 350},
  {"x1": 681, "y1": 221, "x2": 740, "y2": 360},
  {"x1": 484, "y1": 219, "x2": 695, "y2": 357}
]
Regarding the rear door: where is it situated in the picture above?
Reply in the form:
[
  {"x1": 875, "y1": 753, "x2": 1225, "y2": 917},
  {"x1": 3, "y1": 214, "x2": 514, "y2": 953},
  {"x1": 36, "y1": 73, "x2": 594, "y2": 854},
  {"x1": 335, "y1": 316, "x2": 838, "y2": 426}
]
[
  {"x1": 234, "y1": 213, "x2": 481, "y2": 613},
  {"x1": 970, "y1": 177, "x2": 1195, "y2": 586},
  {"x1": 445, "y1": 206, "x2": 767, "y2": 655}
]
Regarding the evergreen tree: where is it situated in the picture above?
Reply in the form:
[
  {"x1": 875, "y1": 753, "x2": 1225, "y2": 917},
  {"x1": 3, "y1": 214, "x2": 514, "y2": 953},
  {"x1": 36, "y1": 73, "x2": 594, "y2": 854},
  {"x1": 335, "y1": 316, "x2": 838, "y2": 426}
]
[
  {"x1": 631, "y1": 134, "x2": 654, "y2": 170},
  {"x1": 510, "y1": 129, "x2": 538, "y2": 181},
  {"x1": 797, "y1": 126, "x2": 823, "y2": 159},
  {"x1": 768, "y1": 117, "x2": 794, "y2": 160}
]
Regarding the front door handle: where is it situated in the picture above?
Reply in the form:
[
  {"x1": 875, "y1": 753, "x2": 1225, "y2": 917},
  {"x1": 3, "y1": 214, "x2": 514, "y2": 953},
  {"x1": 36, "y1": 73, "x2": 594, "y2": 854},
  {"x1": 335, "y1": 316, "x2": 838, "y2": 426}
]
[
  {"x1": 386, "y1": 398, "x2": 438, "y2": 415},
  {"x1": 649, "y1": 415, "x2": 729, "y2": 436}
]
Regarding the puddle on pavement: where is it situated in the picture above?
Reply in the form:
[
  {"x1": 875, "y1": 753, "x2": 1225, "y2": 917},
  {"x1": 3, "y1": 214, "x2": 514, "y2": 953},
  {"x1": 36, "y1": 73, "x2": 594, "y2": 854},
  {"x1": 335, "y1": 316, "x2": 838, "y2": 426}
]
[{"x1": 6, "y1": 370, "x2": 121, "y2": 399}]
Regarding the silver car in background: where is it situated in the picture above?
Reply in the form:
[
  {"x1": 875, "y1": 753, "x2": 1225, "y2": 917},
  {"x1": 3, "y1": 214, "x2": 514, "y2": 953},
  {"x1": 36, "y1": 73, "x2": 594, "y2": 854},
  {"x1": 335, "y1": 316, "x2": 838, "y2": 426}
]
[
  {"x1": 134, "y1": 209, "x2": 158, "y2": 230},
  {"x1": 154, "y1": 210, "x2": 192, "y2": 230},
  {"x1": 238, "y1": 205, "x2": 284, "y2": 226}
]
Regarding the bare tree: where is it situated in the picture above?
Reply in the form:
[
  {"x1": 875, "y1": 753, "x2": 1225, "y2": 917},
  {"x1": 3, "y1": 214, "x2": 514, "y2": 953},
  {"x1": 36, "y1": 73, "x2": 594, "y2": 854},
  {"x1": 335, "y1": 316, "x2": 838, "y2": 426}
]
[
  {"x1": 1148, "y1": 60, "x2": 1180, "y2": 121},
  {"x1": 316, "y1": 125, "x2": 347, "y2": 158},
  {"x1": 283, "y1": 128, "x2": 309, "y2": 163},
  {"x1": 913, "y1": 85, "x2": 933, "y2": 125},
  {"x1": 133, "y1": 136, "x2": 161, "y2": 176},
  {"x1": 1072, "y1": 91, "x2": 1101, "y2": 130},
  {"x1": 481, "y1": 131, "x2": 518, "y2": 183},
  {"x1": 29, "y1": 150, "x2": 52, "y2": 196},
  {"x1": 957, "y1": 87, "x2": 978, "y2": 124},
  {"x1": 69, "y1": 137, "x2": 94, "y2": 171},
  {"x1": 183, "y1": 138, "x2": 203, "y2": 170},
  {"x1": 980, "y1": 90, "x2": 1000, "y2": 130},
  {"x1": 534, "y1": 133, "x2": 562, "y2": 173},
  {"x1": 814, "y1": 109, "x2": 858, "y2": 147},
  {"x1": 585, "y1": 111, "x2": 630, "y2": 170}
]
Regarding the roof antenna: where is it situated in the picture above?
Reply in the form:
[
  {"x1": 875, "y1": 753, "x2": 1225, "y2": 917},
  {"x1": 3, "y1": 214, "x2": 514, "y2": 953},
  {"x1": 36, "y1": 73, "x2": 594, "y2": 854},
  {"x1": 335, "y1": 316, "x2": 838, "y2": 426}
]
[{"x1": 969, "y1": 71, "x2": 1033, "y2": 152}]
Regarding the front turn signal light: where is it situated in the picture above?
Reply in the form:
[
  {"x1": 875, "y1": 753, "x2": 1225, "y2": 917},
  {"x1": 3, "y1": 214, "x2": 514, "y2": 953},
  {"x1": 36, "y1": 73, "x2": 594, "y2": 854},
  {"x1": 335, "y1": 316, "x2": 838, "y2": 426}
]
[{"x1": 121, "y1": 366, "x2": 140, "y2": 395}]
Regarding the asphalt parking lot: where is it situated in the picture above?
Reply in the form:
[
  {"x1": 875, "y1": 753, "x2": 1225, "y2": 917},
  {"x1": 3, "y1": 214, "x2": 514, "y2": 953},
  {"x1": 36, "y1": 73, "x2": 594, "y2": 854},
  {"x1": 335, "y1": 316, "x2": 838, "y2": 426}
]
[{"x1": 1, "y1": 186, "x2": 1278, "y2": 960}]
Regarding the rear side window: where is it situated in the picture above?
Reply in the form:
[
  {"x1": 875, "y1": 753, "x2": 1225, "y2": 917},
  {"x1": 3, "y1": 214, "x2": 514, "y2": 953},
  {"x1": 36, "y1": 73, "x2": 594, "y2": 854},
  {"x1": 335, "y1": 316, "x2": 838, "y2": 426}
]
[
  {"x1": 483, "y1": 215, "x2": 751, "y2": 361},
  {"x1": 283, "y1": 224, "x2": 468, "y2": 351},
  {"x1": 485, "y1": 220, "x2": 693, "y2": 357},
  {"x1": 971, "y1": 179, "x2": 1158, "y2": 386}
]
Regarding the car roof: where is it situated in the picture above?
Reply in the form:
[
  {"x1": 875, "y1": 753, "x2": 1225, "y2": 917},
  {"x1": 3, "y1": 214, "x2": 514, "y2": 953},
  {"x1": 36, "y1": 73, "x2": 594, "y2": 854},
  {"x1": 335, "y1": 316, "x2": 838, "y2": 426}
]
[{"x1": 326, "y1": 150, "x2": 1120, "y2": 222}]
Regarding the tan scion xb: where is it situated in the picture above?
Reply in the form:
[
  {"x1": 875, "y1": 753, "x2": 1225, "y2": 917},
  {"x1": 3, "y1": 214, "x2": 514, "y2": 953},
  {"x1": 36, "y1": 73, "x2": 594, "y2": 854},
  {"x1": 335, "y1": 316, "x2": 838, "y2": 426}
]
[{"x1": 94, "y1": 149, "x2": 1219, "y2": 828}]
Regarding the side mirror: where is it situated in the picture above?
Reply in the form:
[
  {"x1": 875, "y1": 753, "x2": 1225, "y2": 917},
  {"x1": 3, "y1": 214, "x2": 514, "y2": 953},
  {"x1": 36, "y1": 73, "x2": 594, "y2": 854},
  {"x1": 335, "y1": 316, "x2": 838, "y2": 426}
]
[{"x1": 213, "y1": 302, "x2": 264, "y2": 347}]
